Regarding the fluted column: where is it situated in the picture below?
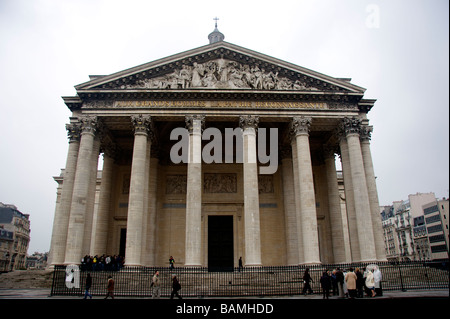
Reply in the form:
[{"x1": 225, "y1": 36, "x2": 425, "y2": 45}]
[
  {"x1": 360, "y1": 124, "x2": 387, "y2": 261},
  {"x1": 240, "y1": 115, "x2": 262, "y2": 266},
  {"x1": 323, "y1": 145, "x2": 347, "y2": 263},
  {"x1": 185, "y1": 115, "x2": 204, "y2": 266},
  {"x1": 290, "y1": 116, "x2": 320, "y2": 264},
  {"x1": 281, "y1": 146, "x2": 299, "y2": 265},
  {"x1": 125, "y1": 114, "x2": 152, "y2": 266},
  {"x1": 49, "y1": 123, "x2": 81, "y2": 266},
  {"x1": 64, "y1": 116, "x2": 98, "y2": 265},
  {"x1": 342, "y1": 117, "x2": 377, "y2": 262}
]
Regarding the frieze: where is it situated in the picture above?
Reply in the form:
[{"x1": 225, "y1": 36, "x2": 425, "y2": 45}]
[
  {"x1": 83, "y1": 100, "x2": 328, "y2": 110},
  {"x1": 204, "y1": 173, "x2": 237, "y2": 193}
]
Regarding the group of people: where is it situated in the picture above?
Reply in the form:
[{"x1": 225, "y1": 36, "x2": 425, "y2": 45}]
[
  {"x1": 80, "y1": 255, "x2": 125, "y2": 271},
  {"x1": 315, "y1": 266, "x2": 383, "y2": 299}
]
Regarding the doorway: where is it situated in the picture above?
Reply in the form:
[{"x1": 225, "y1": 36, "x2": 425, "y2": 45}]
[
  {"x1": 119, "y1": 228, "x2": 126, "y2": 257},
  {"x1": 208, "y1": 215, "x2": 234, "y2": 272}
]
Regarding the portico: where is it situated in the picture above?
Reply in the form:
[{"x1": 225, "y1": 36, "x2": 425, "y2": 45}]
[{"x1": 49, "y1": 39, "x2": 386, "y2": 268}]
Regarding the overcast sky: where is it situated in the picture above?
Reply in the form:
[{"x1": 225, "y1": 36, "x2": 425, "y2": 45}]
[{"x1": 0, "y1": 0, "x2": 448, "y2": 254}]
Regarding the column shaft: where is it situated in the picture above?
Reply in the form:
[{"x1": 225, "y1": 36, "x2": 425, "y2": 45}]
[
  {"x1": 324, "y1": 150, "x2": 347, "y2": 263},
  {"x1": 344, "y1": 118, "x2": 377, "y2": 262},
  {"x1": 185, "y1": 115, "x2": 204, "y2": 266},
  {"x1": 49, "y1": 123, "x2": 80, "y2": 266},
  {"x1": 64, "y1": 116, "x2": 98, "y2": 264},
  {"x1": 240, "y1": 115, "x2": 262, "y2": 266},
  {"x1": 360, "y1": 127, "x2": 387, "y2": 261},
  {"x1": 91, "y1": 153, "x2": 114, "y2": 256},
  {"x1": 291, "y1": 117, "x2": 321, "y2": 264},
  {"x1": 281, "y1": 150, "x2": 299, "y2": 265},
  {"x1": 125, "y1": 115, "x2": 151, "y2": 266}
]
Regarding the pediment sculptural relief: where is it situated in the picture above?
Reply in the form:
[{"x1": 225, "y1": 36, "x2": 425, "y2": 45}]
[{"x1": 121, "y1": 59, "x2": 319, "y2": 91}]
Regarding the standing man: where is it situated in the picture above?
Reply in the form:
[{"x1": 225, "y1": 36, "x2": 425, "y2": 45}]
[
  {"x1": 152, "y1": 271, "x2": 160, "y2": 299},
  {"x1": 238, "y1": 257, "x2": 243, "y2": 272},
  {"x1": 169, "y1": 256, "x2": 175, "y2": 270}
]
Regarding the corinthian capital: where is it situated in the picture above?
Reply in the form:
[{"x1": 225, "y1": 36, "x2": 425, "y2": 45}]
[
  {"x1": 66, "y1": 122, "x2": 81, "y2": 142},
  {"x1": 185, "y1": 114, "x2": 205, "y2": 133},
  {"x1": 289, "y1": 116, "x2": 311, "y2": 138},
  {"x1": 360, "y1": 124, "x2": 373, "y2": 142},
  {"x1": 342, "y1": 117, "x2": 362, "y2": 136},
  {"x1": 239, "y1": 115, "x2": 259, "y2": 130},
  {"x1": 79, "y1": 116, "x2": 98, "y2": 135},
  {"x1": 131, "y1": 114, "x2": 152, "y2": 135}
]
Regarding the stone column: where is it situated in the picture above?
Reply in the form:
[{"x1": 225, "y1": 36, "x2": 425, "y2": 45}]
[
  {"x1": 49, "y1": 123, "x2": 81, "y2": 266},
  {"x1": 143, "y1": 146, "x2": 159, "y2": 266},
  {"x1": 125, "y1": 115, "x2": 151, "y2": 266},
  {"x1": 323, "y1": 145, "x2": 347, "y2": 263},
  {"x1": 342, "y1": 117, "x2": 377, "y2": 262},
  {"x1": 281, "y1": 146, "x2": 299, "y2": 265},
  {"x1": 338, "y1": 133, "x2": 359, "y2": 262},
  {"x1": 184, "y1": 115, "x2": 204, "y2": 266},
  {"x1": 64, "y1": 116, "x2": 98, "y2": 265},
  {"x1": 91, "y1": 145, "x2": 115, "y2": 256},
  {"x1": 360, "y1": 124, "x2": 387, "y2": 261},
  {"x1": 290, "y1": 116, "x2": 321, "y2": 264},
  {"x1": 240, "y1": 115, "x2": 262, "y2": 266}
]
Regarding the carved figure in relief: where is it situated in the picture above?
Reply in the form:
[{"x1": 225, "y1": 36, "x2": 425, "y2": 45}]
[{"x1": 124, "y1": 58, "x2": 320, "y2": 91}]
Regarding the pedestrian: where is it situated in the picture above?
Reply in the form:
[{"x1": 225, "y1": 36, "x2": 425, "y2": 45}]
[
  {"x1": 345, "y1": 267, "x2": 357, "y2": 299},
  {"x1": 105, "y1": 275, "x2": 115, "y2": 299},
  {"x1": 320, "y1": 271, "x2": 331, "y2": 299},
  {"x1": 169, "y1": 256, "x2": 175, "y2": 270},
  {"x1": 238, "y1": 257, "x2": 243, "y2": 272},
  {"x1": 373, "y1": 266, "x2": 383, "y2": 296},
  {"x1": 171, "y1": 274, "x2": 182, "y2": 299},
  {"x1": 302, "y1": 268, "x2": 313, "y2": 295},
  {"x1": 331, "y1": 269, "x2": 338, "y2": 296},
  {"x1": 151, "y1": 271, "x2": 160, "y2": 299},
  {"x1": 355, "y1": 267, "x2": 364, "y2": 298},
  {"x1": 83, "y1": 273, "x2": 92, "y2": 299},
  {"x1": 365, "y1": 269, "x2": 376, "y2": 297},
  {"x1": 335, "y1": 267, "x2": 344, "y2": 298}
]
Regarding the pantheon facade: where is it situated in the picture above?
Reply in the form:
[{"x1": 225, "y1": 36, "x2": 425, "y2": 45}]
[{"x1": 49, "y1": 31, "x2": 386, "y2": 268}]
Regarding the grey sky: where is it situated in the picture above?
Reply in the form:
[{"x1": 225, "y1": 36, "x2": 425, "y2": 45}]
[{"x1": 0, "y1": 0, "x2": 448, "y2": 254}]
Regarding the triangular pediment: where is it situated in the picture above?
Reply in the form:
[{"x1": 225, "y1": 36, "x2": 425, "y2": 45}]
[{"x1": 75, "y1": 42, "x2": 365, "y2": 94}]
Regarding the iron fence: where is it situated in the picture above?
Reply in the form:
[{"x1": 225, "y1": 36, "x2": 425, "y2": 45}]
[{"x1": 51, "y1": 260, "x2": 449, "y2": 298}]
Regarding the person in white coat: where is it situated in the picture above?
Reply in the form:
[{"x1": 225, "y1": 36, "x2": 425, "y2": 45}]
[
  {"x1": 365, "y1": 269, "x2": 376, "y2": 297},
  {"x1": 373, "y1": 266, "x2": 383, "y2": 296}
]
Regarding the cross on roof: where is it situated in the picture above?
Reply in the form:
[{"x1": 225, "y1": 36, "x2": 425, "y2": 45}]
[{"x1": 214, "y1": 17, "x2": 219, "y2": 28}]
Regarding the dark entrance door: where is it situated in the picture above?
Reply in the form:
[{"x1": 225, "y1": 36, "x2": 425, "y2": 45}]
[
  {"x1": 119, "y1": 228, "x2": 126, "y2": 257},
  {"x1": 208, "y1": 216, "x2": 234, "y2": 272}
]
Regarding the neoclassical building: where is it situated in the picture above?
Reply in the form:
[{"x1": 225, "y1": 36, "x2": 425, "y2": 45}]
[{"x1": 49, "y1": 28, "x2": 386, "y2": 268}]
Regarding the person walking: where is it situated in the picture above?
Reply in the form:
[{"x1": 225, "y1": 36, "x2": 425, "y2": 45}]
[
  {"x1": 302, "y1": 268, "x2": 313, "y2": 295},
  {"x1": 169, "y1": 256, "x2": 175, "y2": 270},
  {"x1": 105, "y1": 275, "x2": 115, "y2": 299},
  {"x1": 320, "y1": 271, "x2": 331, "y2": 299},
  {"x1": 171, "y1": 274, "x2": 182, "y2": 299},
  {"x1": 151, "y1": 271, "x2": 160, "y2": 299},
  {"x1": 345, "y1": 267, "x2": 357, "y2": 299},
  {"x1": 83, "y1": 273, "x2": 92, "y2": 299},
  {"x1": 365, "y1": 269, "x2": 376, "y2": 297}
]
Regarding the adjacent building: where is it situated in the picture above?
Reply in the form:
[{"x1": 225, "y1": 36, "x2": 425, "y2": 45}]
[
  {"x1": 0, "y1": 203, "x2": 31, "y2": 271},
  {"x1": 381, "y1": 193, "x2": 449, "y2": 262}
]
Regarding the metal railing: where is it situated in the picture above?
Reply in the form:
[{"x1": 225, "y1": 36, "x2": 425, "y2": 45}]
[{"x1": 51, "y1": 260, "x2": 449, "y2": 297}]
